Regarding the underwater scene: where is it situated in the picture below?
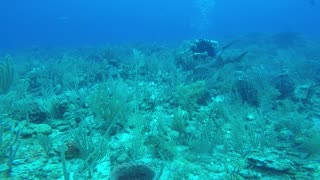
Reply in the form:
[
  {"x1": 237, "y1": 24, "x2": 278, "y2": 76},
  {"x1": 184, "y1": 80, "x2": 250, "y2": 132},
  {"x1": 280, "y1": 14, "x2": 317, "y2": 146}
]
[{"x1": 1, "y1": 0, "x2": 320, "y2": 179}]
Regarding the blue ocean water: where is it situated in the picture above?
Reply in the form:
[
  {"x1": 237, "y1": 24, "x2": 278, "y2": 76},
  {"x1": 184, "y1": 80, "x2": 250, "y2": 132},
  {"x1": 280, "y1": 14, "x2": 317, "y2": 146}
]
[
  {"x1": 1, "y1": 0, "x2": 319, "y2": 48},
  {"x1": 1, "y1": 1, "x2": 320, "y2": 179}
]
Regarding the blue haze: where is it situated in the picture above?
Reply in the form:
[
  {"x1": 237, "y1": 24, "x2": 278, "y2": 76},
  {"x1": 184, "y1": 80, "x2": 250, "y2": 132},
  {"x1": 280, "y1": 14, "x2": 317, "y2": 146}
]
[{"x1": 0, "y1": 0, "x2": 319, "y2": 48}]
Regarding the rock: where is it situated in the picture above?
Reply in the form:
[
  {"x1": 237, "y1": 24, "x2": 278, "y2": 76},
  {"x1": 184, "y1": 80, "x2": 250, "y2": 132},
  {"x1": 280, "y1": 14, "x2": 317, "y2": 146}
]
[
  {"x1": 29, "y1": 103, "x2": 48, "y2": 124},
  {"x1": 49, "y1": 120, "x2": 69, "y2": 132},
  {"x1": 117, "y1": 153, "x2": 130, "y2": 164},
  {"x1": 56, "y1": 125, "x2": 69, "y2": 132},
  {"x1": 239, "y1": 169, "x2": 262, "y2": 179},
  {"x1": 22, "y1": 123, "x2": 53, "y2": 136},
  {"x1": 246, "y1": 113, "x2": 255, "y2": 121},
  {"x1": 247, "y1": 152, "x2": 294, "y2": 174},
  {"x1": 21, "y1": 128, "x2": 34, "y2": 138},
  {"x1": 31, "y1": 124, "x2": 52, "y2": 135},
  {"x1": 0, "y1": 164, "x2": 8, "y2": 173},
  {"x1": 53, "y1": 100, "x2": 68, "y2": 119},
  {"x1": 212, "y1": 95, "x2": 224, "y2": 102},
  {"x1": 294, "y1": 84, "x2": 311, "y2": 101},
  {"x1": 22, "y1": 123, "x2": 52, "y2": 138},
  {"x1": 50, "y1": 119, "x2": 67, "y2": 128}
]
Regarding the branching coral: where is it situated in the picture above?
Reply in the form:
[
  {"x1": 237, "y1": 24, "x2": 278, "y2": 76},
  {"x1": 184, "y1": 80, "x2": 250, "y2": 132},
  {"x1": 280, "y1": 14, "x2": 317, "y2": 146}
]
[
  {"x1": 0, "y1": 55, "x2": 14, "y2": 94},
  {"x1": 87, "y1": 79, "x2": 133, "y2": 131}
]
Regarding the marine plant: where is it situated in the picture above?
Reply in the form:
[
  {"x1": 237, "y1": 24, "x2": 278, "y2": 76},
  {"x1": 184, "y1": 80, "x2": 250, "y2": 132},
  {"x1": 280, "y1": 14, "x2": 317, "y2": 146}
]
[
  {"x1": 233, "y1": 79, "x2": 260, "y2": 107},
  {"x1": 171, "y1": 107, "x2": 188, "y2": 136},
  {"x1": 0, "y1": 55, "x2": 14, "y2": 94},
  {"x1": 175, "y1": 80, "x2": 207, "y2": 112},
  {"x1": 145, "y1": 111, "x2": 177, "y2": 160},
  {"x1": 87, "y1": 79, "x2": 133, "y2": 131},
  {"x1": 69, "y1": 127, "x2": 109, "y2": 177},
  {"x1": 298, "y1": 131, "x2": 320, "y2": 157},
  {"x1": 0, "y1": 123, "x2": 22, "y2": 176},
  {"x1": 37, "y1": 134, "x2": 53, "y2": 156},
  {"x1": 274, "y1": 73, "x2": 295, "y2": 99}
]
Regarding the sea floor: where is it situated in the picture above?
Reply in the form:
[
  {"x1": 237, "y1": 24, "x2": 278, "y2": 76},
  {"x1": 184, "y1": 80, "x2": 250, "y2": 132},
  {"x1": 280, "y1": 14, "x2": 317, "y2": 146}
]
[{"x1": 1, "y1": 33, "x2": 320, "y2": 179}]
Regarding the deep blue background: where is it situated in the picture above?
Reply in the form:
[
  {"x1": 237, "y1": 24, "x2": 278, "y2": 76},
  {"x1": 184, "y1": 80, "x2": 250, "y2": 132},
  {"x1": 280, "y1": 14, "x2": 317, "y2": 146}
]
[{"x1": 0, "y1": 0, "x2": 319, "y2": 48}]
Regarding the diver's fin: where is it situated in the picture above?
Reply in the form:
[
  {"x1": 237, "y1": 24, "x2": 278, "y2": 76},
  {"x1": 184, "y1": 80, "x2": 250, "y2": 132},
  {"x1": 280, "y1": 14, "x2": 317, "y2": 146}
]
[
  {"x1": 226, "y1": 51, "x2": 249, "y2": 64},
  {"x1": 221, "y1": 40, "x2": 237, "y2": 51}
]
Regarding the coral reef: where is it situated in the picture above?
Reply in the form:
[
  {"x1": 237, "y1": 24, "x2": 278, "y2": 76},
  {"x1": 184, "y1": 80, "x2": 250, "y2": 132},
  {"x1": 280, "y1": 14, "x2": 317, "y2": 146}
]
[{"x1": 0, "y1": 34, "x2": 320, "y2": 179}]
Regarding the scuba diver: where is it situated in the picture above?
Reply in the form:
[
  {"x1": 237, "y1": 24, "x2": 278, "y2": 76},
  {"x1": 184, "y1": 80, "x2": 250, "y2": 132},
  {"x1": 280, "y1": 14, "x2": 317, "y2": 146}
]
[{"x1": 187, "y1": 39, "x2": 248, "y2": 69}]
